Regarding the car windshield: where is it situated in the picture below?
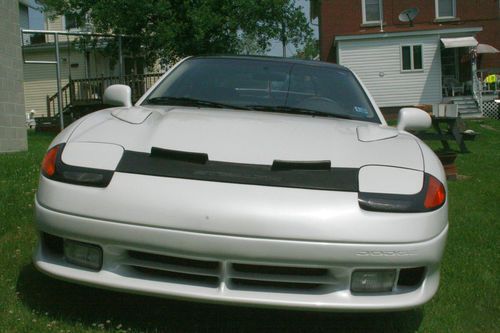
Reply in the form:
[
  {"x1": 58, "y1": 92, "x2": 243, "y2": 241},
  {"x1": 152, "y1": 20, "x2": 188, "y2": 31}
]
[{"x1": 143, "y1": 57, "x2": 380, "y2": 123}]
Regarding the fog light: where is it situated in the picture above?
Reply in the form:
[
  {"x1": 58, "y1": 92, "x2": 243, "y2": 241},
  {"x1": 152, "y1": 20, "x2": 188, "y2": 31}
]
[
  {"x1": 64, "y1": 239, "x2": 102, "y2": 271},
  {"x1": 351, "y1": 269, "x2": 396, "y2": 293}
]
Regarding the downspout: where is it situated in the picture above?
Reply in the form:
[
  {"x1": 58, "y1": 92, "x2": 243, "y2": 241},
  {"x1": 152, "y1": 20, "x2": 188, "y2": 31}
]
[
  {"x1": 379, "y1": 0, "x2": 384, "y2": 32},
  {"x1": 318, "y1": 0, "x2": 322, "y2": 61},
  {"x1": 336, "y1": 40, "x2": 340, "y2": 65}
]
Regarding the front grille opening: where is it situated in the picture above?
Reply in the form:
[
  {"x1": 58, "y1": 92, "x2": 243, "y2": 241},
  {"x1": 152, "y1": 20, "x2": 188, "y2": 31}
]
[
  {"x1": 128, "y1": 250, "x2": 220, "y2": 271},
  {"x1": 131, "y1": 266, "x2": 219, "y2": 288},
  {"x1": 397, "y1": 267, "x2": 426, "y2": 287},
  {"x1": 230, "y1": 278, "x2": 324, "y2": 293},
  {"x1": 232, "y1": 263, "x2": 329, "y2": 277},
  {"x1": 41, "y1": 233, "x2": 64, "y2": 255}
]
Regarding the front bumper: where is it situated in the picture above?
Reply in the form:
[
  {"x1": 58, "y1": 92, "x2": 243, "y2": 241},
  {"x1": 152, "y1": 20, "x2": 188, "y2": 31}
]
[{"x1": 34, "y1": 199, "x2": 447, "y2": 312}]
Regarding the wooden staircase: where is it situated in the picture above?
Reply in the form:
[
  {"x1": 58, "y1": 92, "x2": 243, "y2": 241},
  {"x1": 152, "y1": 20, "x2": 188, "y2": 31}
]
[
  {"x1": 37, "y1": 73, "x2": 164, "y2": 131},
  {"x1": 443, "y1": 96, "x2": 482, "y2": 119}
]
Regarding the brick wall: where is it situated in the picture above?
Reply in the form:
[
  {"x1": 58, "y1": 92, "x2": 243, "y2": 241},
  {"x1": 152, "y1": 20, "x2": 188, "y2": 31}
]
[
  {"x1": 320, "y1": 0, "x2": 500, "y2": 68},
  {"x1": 0, "y1": 0, "x2": 28, "y2": 152}
]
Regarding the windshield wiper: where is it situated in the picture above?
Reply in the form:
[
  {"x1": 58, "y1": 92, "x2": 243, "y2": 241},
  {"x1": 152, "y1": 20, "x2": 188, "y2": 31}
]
[
  {"x1": 145, "y1": 96, "x2": 249, "y2": 110},
  {"x1": 245, "y1": 105, "x2": 353, "y2": 120}
]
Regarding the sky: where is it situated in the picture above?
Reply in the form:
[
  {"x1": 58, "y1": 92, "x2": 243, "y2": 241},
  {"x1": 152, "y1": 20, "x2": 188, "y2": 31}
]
[{"x1": 27, "y1": 0, "x2": 45, "y2": 30}]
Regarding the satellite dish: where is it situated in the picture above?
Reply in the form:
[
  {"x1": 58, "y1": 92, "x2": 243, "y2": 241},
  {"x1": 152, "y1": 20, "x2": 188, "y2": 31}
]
[{"x1": 399, "y1": 8, "x2": 419, "y2": 27}]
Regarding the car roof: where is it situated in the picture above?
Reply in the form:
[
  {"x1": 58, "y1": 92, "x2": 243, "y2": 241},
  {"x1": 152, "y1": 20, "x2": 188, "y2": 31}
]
[{"x1": 190, "y1": 55, "x2": 350, "y2": 72}]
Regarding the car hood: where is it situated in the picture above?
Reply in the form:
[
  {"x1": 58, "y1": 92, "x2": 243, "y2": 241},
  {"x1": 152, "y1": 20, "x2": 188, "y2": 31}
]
[{"x1": 68, "y1": 106, "x2": 423, "y2": 170}]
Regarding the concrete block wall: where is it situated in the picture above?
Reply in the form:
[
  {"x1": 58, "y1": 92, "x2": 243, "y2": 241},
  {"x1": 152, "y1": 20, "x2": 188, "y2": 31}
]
[{"x1": 0, "y1": 0, "x2": 28, "y2": 152}]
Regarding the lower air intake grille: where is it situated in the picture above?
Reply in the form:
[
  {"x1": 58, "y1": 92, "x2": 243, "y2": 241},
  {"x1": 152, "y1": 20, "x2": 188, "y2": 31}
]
[
  {"x1": 232, "y1": 263, "x2": 329, "y2": 277},
  {"x1": 131, "y1": 266, "x2": 220, "y2": 287},
  {"x1": 122, "y1": 251, "x2": 335, "y2": 292},
  {"x1": 128, "y1": 250, "x2": 220, "y2": 270},
  {"x1": 230, "y1": 278, "x2": 323, "y2": 291},
  {"x1": 124, "y1": 250, "x2": 221, "y2": 288},
  {"x1": 397, "y1": 267, "x2": 426, "y2": 288},
  {"x1": 229, "y1": 263, "x2": 332, "y2": 293}
]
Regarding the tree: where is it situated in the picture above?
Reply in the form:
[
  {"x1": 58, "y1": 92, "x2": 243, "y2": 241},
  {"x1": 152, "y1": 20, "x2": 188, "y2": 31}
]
[
  {"x1": 238, "y1": 32, "x2": 270, "y2": 56},
  {"x1": 295, "y1": 37, "x2": 319, "y2": 60},
  {"x1": 39, "y1": 0, "x2": 312, "y2": 65}
]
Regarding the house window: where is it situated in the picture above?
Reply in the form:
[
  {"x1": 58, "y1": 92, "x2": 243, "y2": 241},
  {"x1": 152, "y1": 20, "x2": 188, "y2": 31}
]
[
  {"x1": 435, "y1": 0, "x2": 456, "y2": 18},
  {"x1": 401, "y1": 45, "x2": 423, "y2": 71},
  {"x1": 19, "y1": 1, "x2": 46, "y2": 45},
  {"x1": 362, "y1": 0, "x2": 381, "y2": 24},
  {"x1": 64, "y1": 14, "x2": 80, "y2": 30}
]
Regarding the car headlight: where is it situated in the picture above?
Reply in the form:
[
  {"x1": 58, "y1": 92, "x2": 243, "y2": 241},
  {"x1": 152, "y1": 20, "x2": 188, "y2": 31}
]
[
  {"x1": 358, "y1": 173, "x2": 446, "y2": 213},
  {"x1": 41, "y1": 143, "x2": 114, "y2": 187}
]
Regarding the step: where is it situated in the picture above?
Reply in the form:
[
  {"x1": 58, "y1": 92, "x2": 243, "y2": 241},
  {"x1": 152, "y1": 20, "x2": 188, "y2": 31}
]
[
  {"x1": 458, "y1": 105, "x2": 479, "y2": 111},
  {"x1": 460, "y1": 112, "x2": 483, "y2": 119},
  {"x1": 459, "y1": 108, "x2": 481, "y2": 113},
  {"x1": 447, "y1": 97, "x2": 475, "y2": 102},
  {"x1": 458, "y1": 108, "x2": 480, "y2": 115},
  {"x1": 452, "y1": 98, "x2": 476, "y2": 102},
  {"x1": 454, "y1": 102, "x2": 477, "y2": 107},
  {"x1": 451, "y1": 97, "x2": 475, "y2": 101},
  {"x1": 453, "y1": 99, "x2": 476, "y2": 103}
]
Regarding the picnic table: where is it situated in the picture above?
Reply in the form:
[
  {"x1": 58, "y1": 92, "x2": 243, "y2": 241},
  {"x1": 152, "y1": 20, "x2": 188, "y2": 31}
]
[{"x1": 415, "y1": 116, "x2": 474, "y2": 153}]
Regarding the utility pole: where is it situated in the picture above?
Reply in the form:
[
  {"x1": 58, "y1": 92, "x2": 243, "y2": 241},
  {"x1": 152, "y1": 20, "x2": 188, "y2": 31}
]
[{"x1": 281, "y1": 20, "x2": 287, "y2": 58}]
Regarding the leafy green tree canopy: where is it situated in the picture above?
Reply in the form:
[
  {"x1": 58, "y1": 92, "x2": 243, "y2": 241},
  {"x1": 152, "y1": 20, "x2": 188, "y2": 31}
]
[
  {"x1": 295, "y1": 37, "x2": 319, "y2": 60},
  {"x1": 40, "y1": 0, "x2": 312, "y2": 64}
]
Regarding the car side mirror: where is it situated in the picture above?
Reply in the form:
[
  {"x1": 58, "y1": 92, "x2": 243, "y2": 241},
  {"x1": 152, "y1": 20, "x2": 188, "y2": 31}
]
[
  {"x1": 397, "y1": 107, "x2": 431, "y2": 132},
  {"x1": 103, "y1": 84, "x2": 132, "y2": 107}
]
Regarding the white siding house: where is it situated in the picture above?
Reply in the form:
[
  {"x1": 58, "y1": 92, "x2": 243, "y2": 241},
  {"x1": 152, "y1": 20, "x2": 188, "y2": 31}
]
[
  {"x1": 336, "y1": 27, "x2": 482, "y2": 108},
  {"x1": 23, "y1": 48, "x2": 89, "y2": 116},
  {"x1": 21, "y1": 15, "x2": 124, "y2": 117}
]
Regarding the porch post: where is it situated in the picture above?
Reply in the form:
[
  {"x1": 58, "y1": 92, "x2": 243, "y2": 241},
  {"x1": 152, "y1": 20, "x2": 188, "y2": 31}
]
[
  {"x1": 118, "y1": 35, "x2": 124, "y2": 80},
  {"x1": 54, "y1": 32, "x2": 64, "y2": 130},
  {"x1": 470, "y1": 46, "x2": 482, "y2": 115}
]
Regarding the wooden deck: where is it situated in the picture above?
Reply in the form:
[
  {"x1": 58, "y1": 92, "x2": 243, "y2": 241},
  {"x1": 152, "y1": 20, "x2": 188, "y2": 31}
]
[{"x1": 45, "y1": 73, "x2": 164, "y2": 118}]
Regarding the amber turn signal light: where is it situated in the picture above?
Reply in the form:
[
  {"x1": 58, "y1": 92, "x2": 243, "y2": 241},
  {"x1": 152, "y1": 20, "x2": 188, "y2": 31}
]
[{"x1": 41, "y1": 145, "x2": 61, "y2": 177}]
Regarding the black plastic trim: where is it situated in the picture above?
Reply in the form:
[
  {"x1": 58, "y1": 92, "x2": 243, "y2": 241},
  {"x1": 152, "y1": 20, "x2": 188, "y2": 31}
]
[
  {"x1": 45, "y1": 143, "x2": 114, "y2": 187},
  {"x1": 150, "y1": 147, "x2": 208, "y2": 164},
  {"x1": 116, "y1": 150, "x2": 359, "y2": 192},
  {"x1": 41, "y1": 232, "x2": 64, "y2": 255},
  {"x1": 271, "y1": 159, "x2": 331, "y2": 171},
  {"x1": 397, "y1": 267, "x2": 426, "y2": 287}
]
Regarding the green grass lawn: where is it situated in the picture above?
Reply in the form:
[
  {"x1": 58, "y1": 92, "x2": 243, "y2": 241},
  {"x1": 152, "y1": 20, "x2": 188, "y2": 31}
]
[{"x1": 1, "y1": 121, "x2": 499, "y2": 333}]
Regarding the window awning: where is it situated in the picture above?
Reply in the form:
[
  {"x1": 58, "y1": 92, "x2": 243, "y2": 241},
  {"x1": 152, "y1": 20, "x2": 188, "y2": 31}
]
[
  {"x1": 441, "y1": 37, "x2": 478, "y2": 48},
  {"x1": 477, "y1": 43, "x2": 500, "y2": 54}
]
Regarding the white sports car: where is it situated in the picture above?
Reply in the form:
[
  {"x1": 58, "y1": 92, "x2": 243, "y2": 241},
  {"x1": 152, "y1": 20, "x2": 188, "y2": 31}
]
[{"x1": 35, "y1": 56, "x2": 448, "y2": 311}]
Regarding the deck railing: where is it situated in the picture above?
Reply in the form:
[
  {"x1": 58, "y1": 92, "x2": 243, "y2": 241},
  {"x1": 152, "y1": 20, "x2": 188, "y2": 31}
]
[
  {"x1": 477, "y1": 68, "x2": 500, "y2": 93},
  {"x1": 46, "y1": 73, "x2": 164, "y2": 117}
]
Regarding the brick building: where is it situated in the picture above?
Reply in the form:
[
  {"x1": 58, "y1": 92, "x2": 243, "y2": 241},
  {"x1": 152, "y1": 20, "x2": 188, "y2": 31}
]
[
  {"x1": 0, "y1": 0, "x2": 28, "y2": 152},
  {"x1": 314, "y1": 0, "x2": 499, "y2": 114}
]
